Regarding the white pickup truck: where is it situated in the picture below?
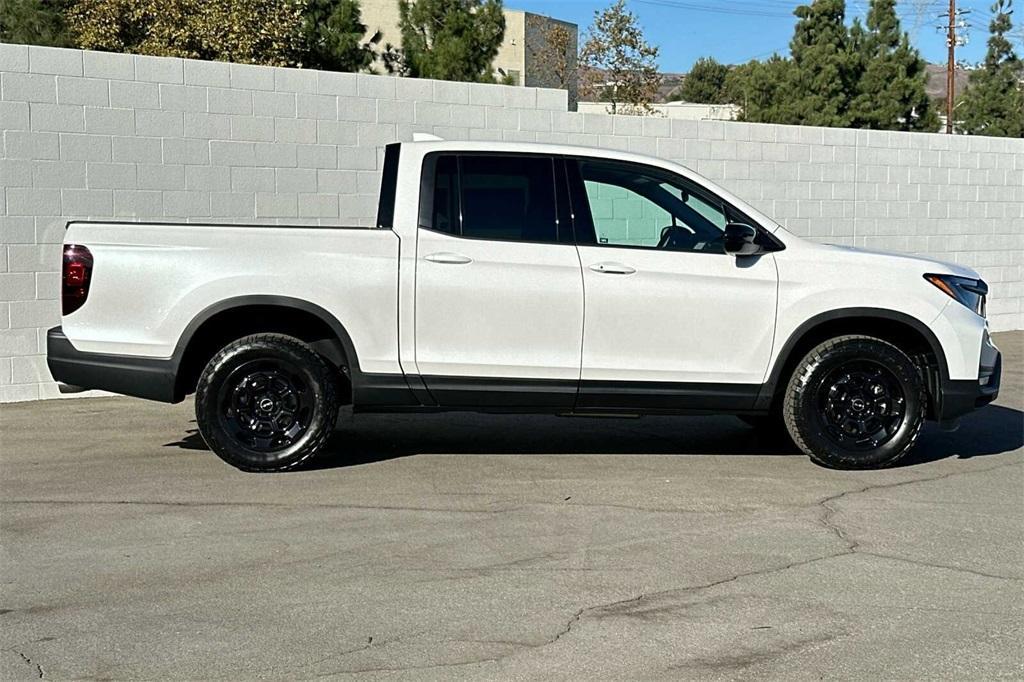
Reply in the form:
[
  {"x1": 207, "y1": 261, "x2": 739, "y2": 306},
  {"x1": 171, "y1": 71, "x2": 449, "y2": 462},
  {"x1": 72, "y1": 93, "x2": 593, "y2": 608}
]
[{"x1": 48, "y1": 139, "x2": 1000, "y2": 472}]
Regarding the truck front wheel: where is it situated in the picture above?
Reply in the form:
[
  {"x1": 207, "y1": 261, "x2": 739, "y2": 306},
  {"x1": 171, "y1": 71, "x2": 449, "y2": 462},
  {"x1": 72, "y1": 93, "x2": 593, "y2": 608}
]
[
  {"x1": 195, "y1": 334, "x2": 339, "y2": 472},
  {"x1": 782, "y1": 335, "x2": 926, "y2": 469}
]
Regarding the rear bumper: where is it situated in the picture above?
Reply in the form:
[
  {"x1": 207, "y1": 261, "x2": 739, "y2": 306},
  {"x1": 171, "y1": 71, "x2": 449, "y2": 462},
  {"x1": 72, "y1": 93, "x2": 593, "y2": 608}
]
[
  {"x1": 937, "y1": 331, "x2": 1001, "y2": 421},
  {"x1": 47, "y1": 326, "x2": 179, "y2": 403}
]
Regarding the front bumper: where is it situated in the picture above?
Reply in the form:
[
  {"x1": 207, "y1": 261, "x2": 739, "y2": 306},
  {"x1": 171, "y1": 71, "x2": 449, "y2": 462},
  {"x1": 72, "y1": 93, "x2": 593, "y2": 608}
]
[
  {"x1": 47, "y1": 326, "x2": 179, "y2": 402},
  {"x1": 936, "y1": 331, "x2": 1001, "y2": 421}
]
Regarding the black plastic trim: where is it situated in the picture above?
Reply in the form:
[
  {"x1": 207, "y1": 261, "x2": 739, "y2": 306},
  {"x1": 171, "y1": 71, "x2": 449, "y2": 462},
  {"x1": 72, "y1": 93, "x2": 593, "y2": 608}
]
[
  {"x1": 423, "y1": 375, "x2": 579, "y2": 410},
  {"x1": 578, "y1": 380, "x2": 760, "y2": 412},
  {"x1": 47, "y1": 327, "x2": 178, "y2": 402},
  {"x1": 376, "y1": 143, "x2": 400, "y2": 228}
]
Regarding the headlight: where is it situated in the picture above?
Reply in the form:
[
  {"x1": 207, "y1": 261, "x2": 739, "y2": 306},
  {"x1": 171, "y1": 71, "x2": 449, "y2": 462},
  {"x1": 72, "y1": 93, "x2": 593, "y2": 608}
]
[{"x1": 924, "y1": 273, "x2": 988, "y2": 317}]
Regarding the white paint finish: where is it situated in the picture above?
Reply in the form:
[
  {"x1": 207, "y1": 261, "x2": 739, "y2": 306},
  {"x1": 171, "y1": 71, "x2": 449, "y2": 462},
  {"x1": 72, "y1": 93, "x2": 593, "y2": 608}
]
[
  {"x1": 413, "y1": 229, "x2": 584, "y2": 379},
  {"x1": 61, "y1": 222, "x2": 402, "y2": 375}
]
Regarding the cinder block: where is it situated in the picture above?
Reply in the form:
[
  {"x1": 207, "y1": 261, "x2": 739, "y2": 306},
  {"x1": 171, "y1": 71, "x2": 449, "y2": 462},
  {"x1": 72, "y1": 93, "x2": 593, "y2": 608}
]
[
  {"x1": 7, "y1": 245, "x2": 54, "y2": 276},
  {"x1": 83, "y1": 50, "x2": 135, "y2": 80},
  {"x1": 114, "y1": 189, "x2": 163, "y2": 217},
  {"x1": 2, "y1": 384, "x2": 41, "y2": 402},
  {"x1": 296, "y1": 144, "x2": 336, "y2": 169},
  {"x1": 229, "y1": 115, "x2": 274, "y2": 142},
  {"x1": 317, "y1": 120, "x2": 357, "y2": 145},
  {"x1": 377, "y1": 99, "x2": 414, "y2": 124},
  {"x1": 135, "y1": 109, "x2": 183, "y2": 137},
  {"x1": 6, "y1": 188, "x2": 60, "y2": 216},
  {"x1": 58, "y1": 132, "x2": 110, "y2": 161},
  {"x1": 134, "y1": 54, "x2": 183, "y2": 84},
  {"x1": 184, "y1": 59, "x2": 229, "y2": 87},
  {"x1": 185, "y1": 165, "x2": 230, "y2": 191},
  {"x1": 230, "y1": 167, "x2": 275, "y2": 192},
  {"x1": 256, "y1": 192, "x2": 297, "y2": 217},
  {"x1": 112, "y1": 136, "x2": 162, "y2": 163},
  {"x1": 355, "y1": 170, "x2": 381, "y2": 194},
  {"x1": 84, "y1": 107, "x2": 134, "y2": 136},
  {"x1": 162, "y1": 138, "x2": 210, "y2": 166},
  {"x1": 2, "y1": 72, "x2": 57, "y2": 102},
  {"x1": 137, "y1": 164, "x2": 185, "y2": 190},
  {"x1": 432, "y1": 80, "x2": 469, "y2": 105},
  {"x1": 163, "y1": 190, "x2": 211, "y2": 217},
  {"x1": 415, "y1": 101, "x2": 451, "y2": 126},
  {"x1": 551, "y1": 112, "x2": 583, "y2": 134},
  {"x1": 210, "y1": 140, "x2": 256, "y2": 166},
  {"x1": 254, "y1": 91, "x2": 296, "y2": 118},
  {"x1": 0, "y1": 101, "x2": 30, "y2": 129},
  {"x1": 0, "y1": 217, "x2": 36, "y2": 243},
  {"x1": 10, "y1": 302, "x2": 58, "y2": 331},
  {"x1": 228, "y1": 62, "x2": 273, "y2": 91},
  {"x1": 396, "y1": 77, "x2": 434, "y2": 102},
  {"x1": 208, "y1": 87, "x2": 252, "y2": 115},
  {"x1": 184, "y1": 112, "x2": 231, "y2": 139},
  {"x1": 32, "y1": 160, "x2": 86, "y2": 188},
  {"x1": 519, "y1": 109, "x2": 552, "y2": 132},
  {"x1": 357, "y1": 123, "x2": 396, "y2": 147},
  {"x1": 503, "y1": 87, "x2": 536, "y2": 109},
  {"x1": 276, "y1": 168, "x2": 317, "y2": 193},
  {"x1": 7, "y1": 131, "x2": 59, "y2": 160},
  {"x1": 61, "y1": 188, "x2": 113, "y2": 216},
  {"x1": 0, "y1": 272, "x2": 36, "y2": 300},
  {"x1": 298, "y1": 193, "x2": 339, "y2": 218},
  {"x1": 357, "y1": 74, "x2": 396, "y2": 100},
  {"x1": 640, "y1": 116, "x2": 670, "y2": 138},
  {"x1": 275, "y1": 67, "x2": 317, "y2": 94},
  {"x1": 159, "y1": 83, "x2": 207, "y2": 112},
  {"x1": 449, "y1": 105, "x2": 485, "y2": 129},
  {"x1": 210, "y1": 192, "x2": 255, "y2": 217},
  {"x1": 296, "y1": 93, "x2": 337, "y2": 120},
  {"x1": 338, "y1": 97, "x2": 376, "y2": 122},
  {"x1": 0, "y1": 43, "x2": 30, "y2": 72},
  {"x1": 255, "y1": 141, "x2": 297, "y2": 167},
  {"x1": 275, "y1": 117, "x2": 316, "y2": 144},
  {"x1": 317, "y1": 70, "x2": 357, "y2": 96},
  {"x1": 28, "y1": 46, "x2": 82, "y2": 76},
  {"x1": 110, "y1": 80, "x2": 159, "y2": 109},
  {"x1": 582, "y1": 113, "x2": 613, "y2": 135},
  {"x1": 318, "y1": 169, "x2": 358, "y2": 193},
  {"x1": 87, "y1": 162, "x2": 136, "y2": 189},
  {"x1": 0, "y1": 327, "x2": 39, "y2": 357},
  {"x1": 56, "y1": 76, "x2": 108, "y2": 106}
]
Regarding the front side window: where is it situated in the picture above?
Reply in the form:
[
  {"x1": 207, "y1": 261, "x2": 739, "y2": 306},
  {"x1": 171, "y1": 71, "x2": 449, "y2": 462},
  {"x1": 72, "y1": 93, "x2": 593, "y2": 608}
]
[
  {"x1": 426, "y1": 154, "x2": 560, "y2": 244},
  {"x1": 575, "y1": 159, "x2": 730, "y2": 254}
]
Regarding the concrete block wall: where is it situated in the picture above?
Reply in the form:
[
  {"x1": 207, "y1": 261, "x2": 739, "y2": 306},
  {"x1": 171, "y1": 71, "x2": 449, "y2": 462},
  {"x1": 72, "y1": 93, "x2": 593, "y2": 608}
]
[{"x1": 2, "y1": 44, "x2": 1023, "y2": 401}]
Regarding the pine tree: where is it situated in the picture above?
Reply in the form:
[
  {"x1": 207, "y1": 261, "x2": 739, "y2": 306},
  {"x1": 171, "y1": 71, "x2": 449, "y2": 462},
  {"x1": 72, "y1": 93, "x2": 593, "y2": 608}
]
[
  {"x1": 300, "y1": 0, "x2": 378, "y2": 73},
  {"x1": 674, "y1": 57, "x2": 731, "y2": 104},
  {"x1": 958, "y1": 0, "x2": 1024, "y2": 137},
  {"x1": 0, "y1": 0, "x2": 74, "y2": 47},
  {"x1": 578, "y1": 0, "x2": 661, "y2": 115},
  {"x1": 785, "y1": 0, "x2": 859, "y2": 127},
  {"x1": 395, "y1": 0, "x2": 505, "y2": 82},
  {"x1": 849, "y1": 0, "x2": 938, "y2": 131},
  {"x1": 727, "y1": 55, "x2": 798, "y2": 124}
]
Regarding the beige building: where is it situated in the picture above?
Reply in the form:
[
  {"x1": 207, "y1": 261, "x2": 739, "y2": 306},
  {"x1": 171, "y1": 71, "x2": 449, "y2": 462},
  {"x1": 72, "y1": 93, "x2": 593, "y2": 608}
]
[{"x1": 361, "y1": 2, "x2": 578, "y2": 106}]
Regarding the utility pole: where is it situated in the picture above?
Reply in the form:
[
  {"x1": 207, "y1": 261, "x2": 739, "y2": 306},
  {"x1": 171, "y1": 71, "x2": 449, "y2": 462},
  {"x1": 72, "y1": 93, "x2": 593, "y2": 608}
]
[{"x1": 939, "y1": 1, "x2": 970, "y2": 133}]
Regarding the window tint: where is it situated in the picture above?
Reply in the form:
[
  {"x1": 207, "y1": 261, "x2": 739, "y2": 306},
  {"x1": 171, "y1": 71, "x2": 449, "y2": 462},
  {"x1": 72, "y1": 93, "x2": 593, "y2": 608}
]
[
  {"x1": 426, "y1": 154, "x2": 559, "y2": 244},
  {"x1": 577, "y1": 160, "x2": 729, "y2": 254}
]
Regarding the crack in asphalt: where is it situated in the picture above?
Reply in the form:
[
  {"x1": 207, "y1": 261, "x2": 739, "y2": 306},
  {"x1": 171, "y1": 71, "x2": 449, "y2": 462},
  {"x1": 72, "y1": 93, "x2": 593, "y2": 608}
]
[{"x1": 6, "y1": 648, "x2": 44, "y2": 679}]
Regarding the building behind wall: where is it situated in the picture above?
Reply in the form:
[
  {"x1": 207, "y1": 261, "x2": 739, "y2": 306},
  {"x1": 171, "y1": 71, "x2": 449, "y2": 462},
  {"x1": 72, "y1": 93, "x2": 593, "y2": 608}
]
[{"x1": 360, "y1": 2, "x2": 578, "y2": 106}]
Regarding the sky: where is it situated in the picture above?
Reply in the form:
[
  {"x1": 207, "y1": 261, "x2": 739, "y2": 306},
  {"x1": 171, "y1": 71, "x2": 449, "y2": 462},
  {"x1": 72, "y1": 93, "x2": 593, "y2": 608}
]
[{"x1": 511, "y1": 0, "x2": 1023, "y2": 72}]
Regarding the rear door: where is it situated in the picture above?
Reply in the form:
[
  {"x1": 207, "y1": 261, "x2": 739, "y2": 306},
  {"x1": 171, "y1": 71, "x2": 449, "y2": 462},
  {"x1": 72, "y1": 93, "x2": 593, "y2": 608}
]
[{"x1": 413, "y1": 153, "x2": 584, "y2": 409}]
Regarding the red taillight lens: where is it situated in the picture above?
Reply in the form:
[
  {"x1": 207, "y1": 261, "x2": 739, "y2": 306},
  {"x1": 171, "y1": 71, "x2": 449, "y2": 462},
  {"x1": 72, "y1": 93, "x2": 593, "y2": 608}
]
[{"x1": 62, "y1": 244, "x2": 93, "y2": 315}]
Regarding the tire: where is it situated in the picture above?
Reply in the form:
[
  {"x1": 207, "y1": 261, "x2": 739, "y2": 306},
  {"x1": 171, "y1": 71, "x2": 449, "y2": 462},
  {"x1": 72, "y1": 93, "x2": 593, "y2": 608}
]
[
  {"x1": 782, "y1": 335, "x2": 925, "y2": 469},
  {"x1": 195, "y1": 334, "x2": 339, "y2": 472}
]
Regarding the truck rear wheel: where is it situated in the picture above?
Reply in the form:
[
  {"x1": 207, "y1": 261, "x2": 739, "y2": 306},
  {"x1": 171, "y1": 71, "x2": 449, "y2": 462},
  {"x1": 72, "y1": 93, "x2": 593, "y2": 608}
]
[
  {"x1": 782, "y1": 335, "x2": 925, "y2": 469},
  {"x1": 195, "y1": 334, "x2": 339, "y2": 472}
]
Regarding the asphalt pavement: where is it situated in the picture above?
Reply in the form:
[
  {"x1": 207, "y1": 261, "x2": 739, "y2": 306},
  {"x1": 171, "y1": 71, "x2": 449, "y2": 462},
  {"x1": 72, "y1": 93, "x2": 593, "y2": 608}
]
[{"x1": 2, "y1": 332, "x2": 1021, "y2": 680}]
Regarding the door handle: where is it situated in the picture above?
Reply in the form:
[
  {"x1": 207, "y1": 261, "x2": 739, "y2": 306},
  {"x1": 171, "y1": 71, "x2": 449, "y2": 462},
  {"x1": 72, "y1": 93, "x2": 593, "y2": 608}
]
[
  {"x1": 424, "y1": 252, "x2": 473, "y2": 265},
  {"x1": 589, "y1": 262, "x2": 636, "y2": 275}
]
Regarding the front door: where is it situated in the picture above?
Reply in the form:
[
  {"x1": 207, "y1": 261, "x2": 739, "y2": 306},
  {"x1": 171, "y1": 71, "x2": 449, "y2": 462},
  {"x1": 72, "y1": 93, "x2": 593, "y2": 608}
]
[
  {"x1": 414, "y1": 153, "x2": 584, "y2": 409},
  {"x1": 566, "y1": 158, "x2": 779, "y2": 411}
]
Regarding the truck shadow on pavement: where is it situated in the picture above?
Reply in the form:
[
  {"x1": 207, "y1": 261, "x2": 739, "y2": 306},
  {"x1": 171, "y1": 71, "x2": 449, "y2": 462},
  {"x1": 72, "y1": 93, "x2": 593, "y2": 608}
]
[{"x1": 166, "y1": 404, "x2": 1023, "y2": 471}]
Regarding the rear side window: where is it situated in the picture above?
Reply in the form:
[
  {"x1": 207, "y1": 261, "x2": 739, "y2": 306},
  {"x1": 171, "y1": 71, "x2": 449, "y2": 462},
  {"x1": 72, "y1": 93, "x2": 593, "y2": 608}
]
[{"x1": 423, "y1": 154, "x2": 560, "y2": 244}]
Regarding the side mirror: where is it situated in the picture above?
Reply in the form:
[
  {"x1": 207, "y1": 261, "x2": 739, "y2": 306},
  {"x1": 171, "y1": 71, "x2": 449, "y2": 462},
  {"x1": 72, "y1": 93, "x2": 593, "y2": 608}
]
[{"x1": 723, "y1": 223, "x2": 761, "y2": 257}]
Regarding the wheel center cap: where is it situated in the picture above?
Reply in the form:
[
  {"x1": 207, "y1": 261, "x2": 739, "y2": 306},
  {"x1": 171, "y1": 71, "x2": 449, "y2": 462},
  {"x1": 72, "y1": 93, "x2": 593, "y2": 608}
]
[
  {"x1": 257, "y1": 397, "x2": 276, "y2": 414},
  {"x1": 851, "y1": 397, "x2": 866, "y2": 412}
]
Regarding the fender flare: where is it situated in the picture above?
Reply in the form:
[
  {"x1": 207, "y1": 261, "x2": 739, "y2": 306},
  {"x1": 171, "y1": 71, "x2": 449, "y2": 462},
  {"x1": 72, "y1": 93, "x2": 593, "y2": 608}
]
[{"x1": 756, "y1": 307, "x2": 950, "y2": 409}]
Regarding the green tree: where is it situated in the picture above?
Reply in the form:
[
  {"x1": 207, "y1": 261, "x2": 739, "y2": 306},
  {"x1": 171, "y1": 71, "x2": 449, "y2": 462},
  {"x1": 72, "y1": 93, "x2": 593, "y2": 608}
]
[
  {"x1": 674, "y1": 56, "x2": 730, "y2": 104},
  {"x1": 958, "y1": 0, "x2": 1024, "y2": 137},
  {"x1": 785, "y1": 0, "x2": 859, "y2": 126},
  {"x1": 68, "y1": 0, "x2": 306, "y2": 67},
  {"x1": 726, "y1": 55, "x2": 797, "y2": 123},
  {"x1": 0, "y1": 0, "x2": 74, "y2": 47},
  {"x1": 849, "y1": 0, "x2": 938, "y2": 131},
  {"x1": 395, "y1": 0, "x2": 505, "y2": 82},
  {"x1": 579, "y1": 0, "x2": 661, "y2": 114},
  {"x1": 300, "y1": 0, "x2": 378, "y2": 73}
]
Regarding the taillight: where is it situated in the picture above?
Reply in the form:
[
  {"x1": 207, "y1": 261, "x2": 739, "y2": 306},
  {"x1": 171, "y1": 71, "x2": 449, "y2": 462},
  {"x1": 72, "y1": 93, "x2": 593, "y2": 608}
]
[{"x1": 62, "y1": 244, "x2": 93, "y2": 315}]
